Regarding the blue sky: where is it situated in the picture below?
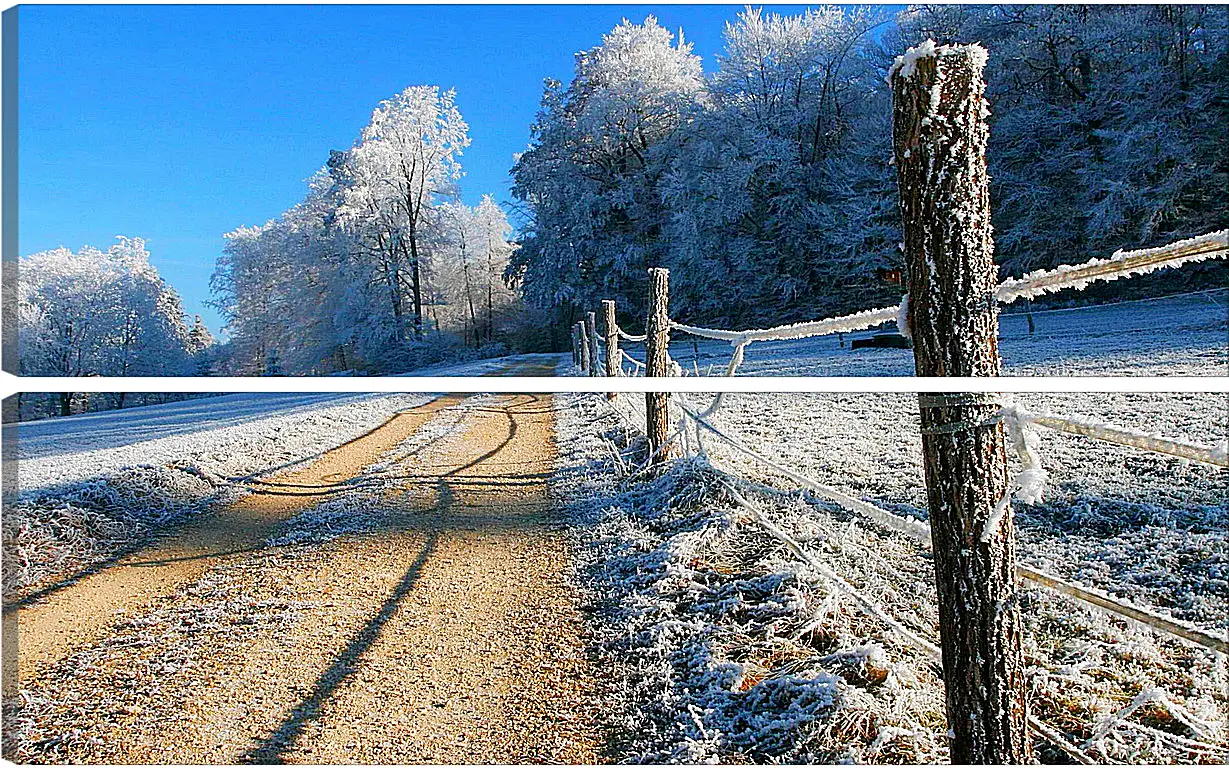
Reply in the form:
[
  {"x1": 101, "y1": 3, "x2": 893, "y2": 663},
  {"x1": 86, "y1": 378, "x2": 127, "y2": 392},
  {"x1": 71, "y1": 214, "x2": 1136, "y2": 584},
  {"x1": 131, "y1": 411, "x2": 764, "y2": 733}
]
[{"x1": 18, "y1": 3, "x2": 855, "y2": 333}]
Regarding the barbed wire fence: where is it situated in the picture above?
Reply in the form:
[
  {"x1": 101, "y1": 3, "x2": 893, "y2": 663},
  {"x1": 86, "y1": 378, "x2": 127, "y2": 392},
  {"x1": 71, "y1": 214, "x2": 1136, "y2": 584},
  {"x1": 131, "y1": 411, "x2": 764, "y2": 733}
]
[{"x1": 566, "y1": 39, "x2": 1228, "y2": 765}]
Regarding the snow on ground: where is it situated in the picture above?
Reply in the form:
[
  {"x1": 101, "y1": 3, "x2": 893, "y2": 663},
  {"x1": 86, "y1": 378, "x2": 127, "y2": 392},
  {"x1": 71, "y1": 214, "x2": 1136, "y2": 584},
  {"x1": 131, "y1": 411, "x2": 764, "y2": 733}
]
[
  {"x1": 553, "y1": 391, "x2": 1227, "y2": 763},
  {"x1": 619, "y1": 290, "x2": 1228, "y2": 377},
  {"x1": 5, "y1": 392, "x2": 434, "y2": 600}
]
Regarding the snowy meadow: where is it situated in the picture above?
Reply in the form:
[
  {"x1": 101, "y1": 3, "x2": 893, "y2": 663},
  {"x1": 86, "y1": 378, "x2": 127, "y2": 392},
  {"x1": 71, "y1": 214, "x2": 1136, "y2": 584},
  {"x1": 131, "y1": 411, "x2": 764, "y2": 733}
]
[{"x1": 554, "y1": 390, "x2": 1226, "y2": 763}]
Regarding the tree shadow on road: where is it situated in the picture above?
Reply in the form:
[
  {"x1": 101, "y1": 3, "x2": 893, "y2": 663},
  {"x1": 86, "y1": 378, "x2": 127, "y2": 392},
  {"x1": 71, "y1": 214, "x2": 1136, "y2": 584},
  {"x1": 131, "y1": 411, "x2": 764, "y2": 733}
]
[{"x1": 238, "y1": 524, "x2": 442, "y2": 764}]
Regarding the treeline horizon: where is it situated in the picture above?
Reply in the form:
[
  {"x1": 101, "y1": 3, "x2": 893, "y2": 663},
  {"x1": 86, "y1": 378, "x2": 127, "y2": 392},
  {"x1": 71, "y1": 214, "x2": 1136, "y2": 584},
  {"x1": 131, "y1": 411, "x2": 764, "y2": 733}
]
[{"x1": 15, "y1": 4, "x2": 1228, "y2": 391}]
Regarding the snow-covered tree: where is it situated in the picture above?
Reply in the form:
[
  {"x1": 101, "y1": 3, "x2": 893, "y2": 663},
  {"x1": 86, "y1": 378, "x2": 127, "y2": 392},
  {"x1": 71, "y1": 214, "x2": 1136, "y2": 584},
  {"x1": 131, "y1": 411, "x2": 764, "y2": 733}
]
[
  {"x1": 888, "y1": 4, "x2": 1229, "y2": 279},
  {"x1": 336, "y1": 86, "x2": 471, "y2": 342},
  {"x1": 19, "y1": 237, "x2": 202, "y2": 409},
  {"x1": 663, "y1": 6, "x2": 893, "y2": 325},
  {"x1": 213, "y1": 85, "x2": 531, "y2": 374},
  {"x1": 436, "y1": 196, "x2": 518, "y2": 346},
  {"x1": 510, "y1": 17, "x2": 704, "y2": 326}
]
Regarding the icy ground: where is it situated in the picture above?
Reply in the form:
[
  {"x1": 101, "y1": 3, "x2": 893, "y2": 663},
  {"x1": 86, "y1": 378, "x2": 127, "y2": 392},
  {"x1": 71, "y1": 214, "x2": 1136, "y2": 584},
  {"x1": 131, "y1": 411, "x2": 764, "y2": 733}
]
[
  {"x1": 5, "y1": 392, "x2": 434, "y2": 600},
  {"x1": 631, "y1": 289, "x2": 1228, "y2": 377},
  {"x1": 552, "y1": 391, "x2": 1227, "y2": 763}
]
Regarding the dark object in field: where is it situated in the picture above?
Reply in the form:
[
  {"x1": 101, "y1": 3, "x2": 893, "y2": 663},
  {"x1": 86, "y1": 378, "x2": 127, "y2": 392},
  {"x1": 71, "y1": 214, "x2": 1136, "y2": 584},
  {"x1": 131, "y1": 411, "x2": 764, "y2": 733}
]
[{"x1": 851, "y1": 333, "x2": 913, "y2": 350}]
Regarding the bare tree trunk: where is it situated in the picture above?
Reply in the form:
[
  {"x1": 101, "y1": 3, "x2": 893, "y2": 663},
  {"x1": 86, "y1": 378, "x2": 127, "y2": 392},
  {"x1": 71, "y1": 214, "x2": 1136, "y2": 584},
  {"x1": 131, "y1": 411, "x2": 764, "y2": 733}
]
[
  {"x1": 486, "y1": 250, "x2": 495, "y2": 343},
  {"x1": 59, "y1": 392, "x2": 72, "y2": 417},
  {"x1": 408, "y1": 232, "x2": 424, "y2": 341},
  {"x1": 644, "y1": 268, "x2": 674, "y2": 463},
  {"x1": 463, "y1": 262, "x2": 478, "y2": 348},
  {"x1": 892, "y1": 41, "x2": 1031, "y2": 765},
  {"x1": 603, "y1": 299, "x2": 619, "y2": 398}
]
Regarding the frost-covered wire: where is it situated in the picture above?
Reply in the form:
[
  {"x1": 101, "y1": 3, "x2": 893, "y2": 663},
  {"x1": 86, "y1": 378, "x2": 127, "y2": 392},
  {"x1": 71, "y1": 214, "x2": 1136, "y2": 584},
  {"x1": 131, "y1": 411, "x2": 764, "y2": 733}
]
[
  {"x1": 677, "y1": 400, "x2": 935, "y2": 543},
  {"x1": 620, "y1": 349, "x2": 646, "y2": 374},
  {"x1": 673, "y1": 398, "x2": 1229, "y2": 656},
  {"x1": 997, "y1": 230, "x2": 1228, "y2": 304},
  {"x1": 1007, "y1": 404, "x2": 1228, "y2": 468},
  {"x1": 663, "y1": 231, "x2": 1226, "y2": 363},
  {"x1": 671, "y1": 305, "x2": 900, "y2": 344},
  {"x1": 718, "y1": 478, "x2": 943, "y2": 662}
]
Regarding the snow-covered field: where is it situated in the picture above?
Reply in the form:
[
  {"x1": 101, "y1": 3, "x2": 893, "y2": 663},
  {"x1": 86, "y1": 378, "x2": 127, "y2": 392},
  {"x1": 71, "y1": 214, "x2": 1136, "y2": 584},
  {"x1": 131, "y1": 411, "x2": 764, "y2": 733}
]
[
  {"x1": 624, "y1": 290, "x2": 1228, "y2": 377},
  {"x1": 552, "y1": 390, "x2": 1227, "y2": 763},
  {"x1": 5, "y1": 392, "x2": 435, "y2": 600}
]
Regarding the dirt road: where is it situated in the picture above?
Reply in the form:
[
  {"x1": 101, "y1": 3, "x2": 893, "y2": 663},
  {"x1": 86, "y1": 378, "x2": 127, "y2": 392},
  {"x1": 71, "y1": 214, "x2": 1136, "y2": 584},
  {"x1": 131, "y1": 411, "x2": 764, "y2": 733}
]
[{"x1": 5, "y1": 376, "x2": 604, "y2": 762}]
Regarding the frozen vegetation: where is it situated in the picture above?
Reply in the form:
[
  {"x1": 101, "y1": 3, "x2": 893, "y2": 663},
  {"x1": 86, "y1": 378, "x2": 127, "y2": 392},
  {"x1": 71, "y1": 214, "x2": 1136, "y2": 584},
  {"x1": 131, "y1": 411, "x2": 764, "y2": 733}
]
[{"x1": 552, "y1": 391, "x2": 1226, "y2": 763}]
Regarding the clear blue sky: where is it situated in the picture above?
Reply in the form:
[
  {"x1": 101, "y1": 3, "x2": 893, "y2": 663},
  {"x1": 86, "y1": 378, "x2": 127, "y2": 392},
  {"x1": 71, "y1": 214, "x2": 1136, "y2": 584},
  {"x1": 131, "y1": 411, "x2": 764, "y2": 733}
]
[{"x1": 17, "y1": 3, "x2": 865, "y2": 334}]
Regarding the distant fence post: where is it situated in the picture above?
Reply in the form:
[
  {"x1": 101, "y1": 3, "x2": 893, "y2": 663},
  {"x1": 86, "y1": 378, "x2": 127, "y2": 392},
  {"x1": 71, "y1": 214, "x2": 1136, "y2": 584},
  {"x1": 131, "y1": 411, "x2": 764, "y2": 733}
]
[
  {"x1": 602, "y1": 299, "x2": 619, "y2": 397},
  {"x1": 586, "y1": 310, "x2": 601, "y2": 377},
  {"x1": 892, "y1": 41, "x2": 1030, "y2": 764},
  {"x1": 577, "y1": 321, "x2": 590, "y2": 375},
  {"x1": 570, "y1": 323, "x2": 579, "y2": 368},
  {"x1": 644, "y1": 268, "x2": 674, "y2": 462}
]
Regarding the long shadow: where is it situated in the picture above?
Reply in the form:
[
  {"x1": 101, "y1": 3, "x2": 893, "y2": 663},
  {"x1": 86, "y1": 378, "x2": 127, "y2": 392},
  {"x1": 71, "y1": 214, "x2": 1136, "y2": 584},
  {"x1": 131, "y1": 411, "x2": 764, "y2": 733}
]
[
  {"x1": 0, "y1": 509, "x2": 230, "y2": 613},
  {"x1": 236, "y1": 395, "x2": 535, "y2": 762},
  {"x1": 238, "y1": 527, "x2": 443, "y2": 764}
]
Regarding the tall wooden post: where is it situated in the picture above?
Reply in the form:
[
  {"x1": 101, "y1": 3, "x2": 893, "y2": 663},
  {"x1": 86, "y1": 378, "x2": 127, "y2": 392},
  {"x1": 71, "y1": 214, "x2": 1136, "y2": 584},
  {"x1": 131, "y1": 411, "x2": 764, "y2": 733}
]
[
  {"x1": 891, "y1": 41, "x2": 1030, "y2": 765},
  {"x1": 570, "y1": 324, "x2": 579, "y2": 367},
  {"x1": 586, "y1": 310, "x2": 600, "y2": 377},
  {"x1": 602, "y1": 299, "x2": 619, "y2": 398},
  {"x1": 577, "y1": 321, "x2": 590, "y2": 375},
  {"x1": 644, "y1": 268, "x2": 673, "y2": 462}
]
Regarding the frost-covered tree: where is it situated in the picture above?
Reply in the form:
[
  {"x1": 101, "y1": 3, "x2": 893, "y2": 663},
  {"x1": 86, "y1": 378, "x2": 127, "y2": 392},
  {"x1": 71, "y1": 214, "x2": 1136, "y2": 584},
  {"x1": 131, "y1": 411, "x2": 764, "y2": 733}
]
[
  {"x1": 512, "y1": 10, "x2": 894, "y2": 332},
  {"x1": 473, "y1": 195, "x2": 518, "y2": 342},
  {"x1": 336, "y1": 86, "x2": 471, "y2": 342},
  {"x1": 19, "y1": 237, "x2": 201, "y2": 410},
  {"x1": 888, "y1": 4, "x2": 1229, "y2": 279},
  {"x1": 214, "y1": 171, "x2": 368, "y2": 374},
  {"x1": 434, "y1": 197, "x2": 520, "y2": 348},
  {"x1": 510, "y1": 17, "x2": 704, "y2": 328},
  {"x1": 214, "y1": 86, "x2": 528, "y2": 374},
  {"x1": 663, "y1": 6, "x2": 894, "y2": 325}
]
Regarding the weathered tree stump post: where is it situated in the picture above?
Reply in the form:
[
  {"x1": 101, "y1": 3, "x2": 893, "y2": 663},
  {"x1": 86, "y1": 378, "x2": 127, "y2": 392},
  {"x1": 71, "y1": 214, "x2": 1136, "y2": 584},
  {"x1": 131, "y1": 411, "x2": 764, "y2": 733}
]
[
  {"x1": 577, "y1": 321, "x2": 590, "y2": 375},
  {"x1": 586, "y1": 310, "x2": 601, "y2": 377},
  {"x1": 891, "y1": 41, "x2": 1030, "y2": 765},
  {"x1": 602, "y1": 299, "x2": 619, "y2": 397},
  {"x1": 644, "y1": 268, "x2": 674, "y2": 462}
]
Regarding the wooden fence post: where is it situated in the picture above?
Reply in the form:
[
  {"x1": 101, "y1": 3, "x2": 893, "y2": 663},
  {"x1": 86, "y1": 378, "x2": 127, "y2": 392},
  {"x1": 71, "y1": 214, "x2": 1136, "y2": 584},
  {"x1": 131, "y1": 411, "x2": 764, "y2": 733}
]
[
  {"x1": 891, "y1": 41, "x2": 1030, "y2": 765},
  {"x1": 602, "y1": 299, "x2": 619, "y2": 398},
  {"x1": 586, "y1": 310, "x2": 600, "y2": 377},
  {"x1": 644, "y1": 268, "x2": 673, "y2": 462},
  {"x1": 573, "y1": 323, "x2": 581, "y2": 369},
  {"x1": 577, "y1": 321, "x2": 590, "y2": 375}
]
